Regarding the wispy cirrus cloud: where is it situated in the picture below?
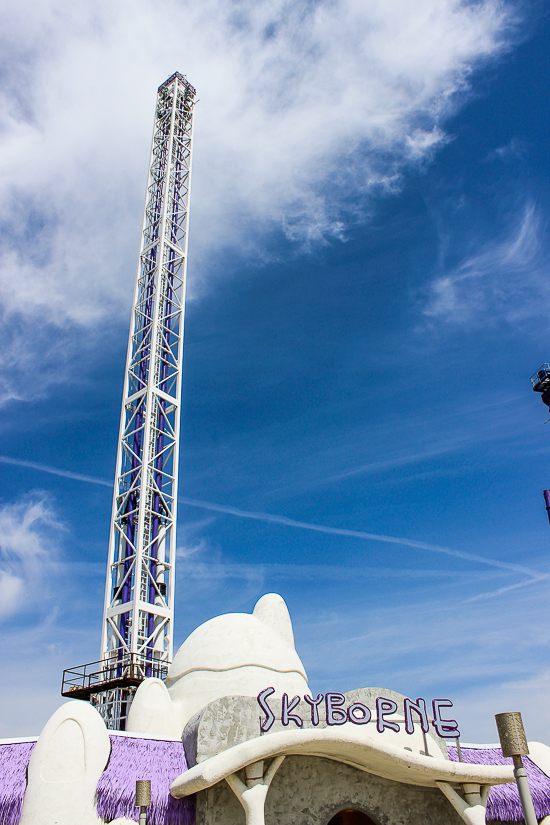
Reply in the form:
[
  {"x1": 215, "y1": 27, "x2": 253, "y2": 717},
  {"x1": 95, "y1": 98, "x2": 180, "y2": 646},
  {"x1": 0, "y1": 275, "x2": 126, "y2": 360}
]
[
  {"x1": 0, "y1": 0, "x2": 516, "y2": 334},
  {"x1": 483, "y1": 136, "x2": 528, "y2": 163},
  {"x1": 0, "y1": 493, "x2": 62, "y2": 619},
  {"x1": 422, "y1": 201, "x2": 550, "y2": 325}
]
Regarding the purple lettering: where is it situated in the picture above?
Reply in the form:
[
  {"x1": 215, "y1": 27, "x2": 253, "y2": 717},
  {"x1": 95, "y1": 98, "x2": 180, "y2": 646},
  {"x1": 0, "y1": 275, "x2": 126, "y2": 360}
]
[
  {"x1": 325, "y1": 693, "x2": 347, "y2": 725},
  {"x1": 376, "y1": 697, "x2": 400, "y2": 733},
  {"x1": 347, "y1": 702, "x2": 371, "y2": 725},
  {"x1": 282, "y1": 693, "x2": 303, "y2": 727},
  {"x1": 304, "y1": 693, "x2": 324, "y2": 726},
  {"x1": 404, "y1": 697, "x2": 429, "y2": 735},
  {"x1": 257, "y1": 687, "x2": 275, "y2": 733},
  {"x1": 431, "y1": 699, "x2": 460, "y2": 739}
]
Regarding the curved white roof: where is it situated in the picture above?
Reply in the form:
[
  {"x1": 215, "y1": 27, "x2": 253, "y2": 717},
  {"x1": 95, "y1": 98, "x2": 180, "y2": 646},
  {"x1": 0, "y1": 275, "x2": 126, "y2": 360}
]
[{"x1": 170, "y1": 727, "x2": 515, "y2": 796}]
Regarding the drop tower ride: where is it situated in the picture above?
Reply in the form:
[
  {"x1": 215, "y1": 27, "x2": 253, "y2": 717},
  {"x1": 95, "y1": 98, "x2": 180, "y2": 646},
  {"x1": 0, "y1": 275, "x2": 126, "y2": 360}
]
[{"x1": 61, "y1": 72, "x2": 196, "y2": 729}]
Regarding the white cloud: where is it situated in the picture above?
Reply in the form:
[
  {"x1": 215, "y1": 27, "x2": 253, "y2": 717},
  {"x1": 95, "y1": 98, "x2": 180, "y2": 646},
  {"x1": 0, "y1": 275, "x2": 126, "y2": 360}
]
[
  {"x1": 176, "y1": 536, "x2": 214, "y2": 561},
  {"x1": 484, "y1": 136, "x2": 528, "y2": 163},
  {"x1": 422, "y1": 201, "x2": 550, "y2": 325},
  {"x1": 0, "y1": 0, "x2": 516, "y2": 335},
  {"x1": 0, "y1": 571, "x2": 24, "y2": 618},
  {"x1": 0, "y1": 494, "x2": 61, "y2": 619}
]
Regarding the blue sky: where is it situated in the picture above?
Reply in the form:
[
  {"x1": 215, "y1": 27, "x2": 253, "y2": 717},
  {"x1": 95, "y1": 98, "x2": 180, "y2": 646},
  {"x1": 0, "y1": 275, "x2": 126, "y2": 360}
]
[{"x1": 1, "y1": 0, "x2": 550, "y2": 742}]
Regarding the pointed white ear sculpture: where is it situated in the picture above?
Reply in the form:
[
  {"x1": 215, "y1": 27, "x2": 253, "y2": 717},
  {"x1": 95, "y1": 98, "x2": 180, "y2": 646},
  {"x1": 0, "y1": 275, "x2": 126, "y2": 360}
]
[
  {"x1": 253, "y1": 593, "x2": 295, "y2": 648},
  {"x1": 126, "y1": 677, "x2": 180, "y2": 738},
  {"x1": 166, "y1": 592, "x2": 308, "y2": 733},
  {"x1": 20, "y1": 700, "x2": 110, "y2": 825}
]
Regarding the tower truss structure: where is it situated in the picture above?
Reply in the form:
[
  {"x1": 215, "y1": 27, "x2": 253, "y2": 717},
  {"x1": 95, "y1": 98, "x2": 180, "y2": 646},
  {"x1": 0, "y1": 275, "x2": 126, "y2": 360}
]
[{"x1": 62, "y1": 72, "x2": 196, "y2": 729}]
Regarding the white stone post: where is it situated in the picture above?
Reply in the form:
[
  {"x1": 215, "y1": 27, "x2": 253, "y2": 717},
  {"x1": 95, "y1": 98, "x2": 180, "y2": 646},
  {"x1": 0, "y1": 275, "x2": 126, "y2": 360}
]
[
  {"x1": 226, "y1": 756, "x2": 285, "y2": 825},
  {"x1": 437, "y1": 781, "x2": 491, "y2": 825}
]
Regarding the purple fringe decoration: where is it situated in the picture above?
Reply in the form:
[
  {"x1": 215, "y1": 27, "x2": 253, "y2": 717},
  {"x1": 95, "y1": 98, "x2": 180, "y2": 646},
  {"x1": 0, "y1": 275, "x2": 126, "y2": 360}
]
[
  {"x1": 96, "y1": 736, "x2": 195, "y2": 825},
  {"x1": 7, "y1": 734, "x2": 548, "y2": 824},
  {"x1": 449, "y1": 746, "x2": 550, "y2": 822},
  {"x1": 0, "y1": 741, "x2": 36, "y2": 825}
]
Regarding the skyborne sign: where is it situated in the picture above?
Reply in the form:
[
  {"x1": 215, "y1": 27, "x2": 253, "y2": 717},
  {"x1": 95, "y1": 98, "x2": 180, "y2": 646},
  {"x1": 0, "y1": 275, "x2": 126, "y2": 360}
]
[{"x1": 257, "y1": 688, "x2": 460, "y2": 739}]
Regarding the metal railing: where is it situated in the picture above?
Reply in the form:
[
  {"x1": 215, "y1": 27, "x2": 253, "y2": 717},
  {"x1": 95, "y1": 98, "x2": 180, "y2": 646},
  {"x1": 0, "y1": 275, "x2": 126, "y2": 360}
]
[
  {"x1": 61, "y1": 653, "x2": 169, "y2": 699},
  {"x1": 531, "y1": 364, "x2": 550, "y2": 391}
]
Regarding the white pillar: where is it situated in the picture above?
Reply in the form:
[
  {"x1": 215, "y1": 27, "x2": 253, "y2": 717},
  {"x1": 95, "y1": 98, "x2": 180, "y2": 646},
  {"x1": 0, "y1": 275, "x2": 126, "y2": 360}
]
[
  {"x1": 226, "y1": 756, "x2": 285, "y2": 825},
  {"x1": 437, "y1": 781, "x2": 491, "y2": 825}
]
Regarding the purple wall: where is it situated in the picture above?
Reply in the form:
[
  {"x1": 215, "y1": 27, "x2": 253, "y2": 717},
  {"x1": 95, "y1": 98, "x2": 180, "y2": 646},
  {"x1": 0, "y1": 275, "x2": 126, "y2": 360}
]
[
  {"x1": 3, "y1": 736, "x2": 550, "y2": 824},
  {"x1": 96, "y1": 735, "x2": 195, "y2": 824},
  {"x1": 0, "y1": 742, "x2": 36, "y2": 825},
  {"x1": 0, "y1": 736, "x2": 194, "y2": 825}
]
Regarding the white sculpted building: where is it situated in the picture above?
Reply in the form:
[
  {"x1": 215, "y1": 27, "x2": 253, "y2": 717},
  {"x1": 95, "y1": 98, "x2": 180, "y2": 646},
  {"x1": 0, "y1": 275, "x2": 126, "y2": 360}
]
[{"x1": 2, "y1": 593, "x2": 550, "y2": 825}]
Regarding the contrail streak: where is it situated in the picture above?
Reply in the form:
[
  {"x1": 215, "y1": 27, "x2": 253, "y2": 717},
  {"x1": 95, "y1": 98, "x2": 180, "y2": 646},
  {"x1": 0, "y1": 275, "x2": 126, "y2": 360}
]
[
  {"x1": 1, "y1": 455, "x2": 539, "y2": 579},
  {"x1": 463, "y1": 573, "x2": 550, "y2": 603},
  {"x1": 0, "y1": 455, "x2": 112, "y2": 487},
  {"x1": 178, "y1": 560, "x2": 489, "y2": 582},
  {"x1": 178, "y1": 495, "x2": 541, "y2": 578}
]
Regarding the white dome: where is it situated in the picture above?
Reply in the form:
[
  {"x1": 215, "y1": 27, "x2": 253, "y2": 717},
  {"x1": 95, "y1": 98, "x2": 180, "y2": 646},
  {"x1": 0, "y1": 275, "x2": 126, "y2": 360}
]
[
  {"x1": 167, "y1": 612, "x2": 307, "y2": 682},
  {"x1": 165, "y1": 594, "x2": 309, "y2": 729}
]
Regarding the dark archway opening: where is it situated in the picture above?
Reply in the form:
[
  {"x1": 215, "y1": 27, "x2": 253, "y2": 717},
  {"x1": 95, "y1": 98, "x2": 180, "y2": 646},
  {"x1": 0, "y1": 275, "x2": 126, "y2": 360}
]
[{"x1": 328, "y1": 810, "x2": 377, "y2": 825}]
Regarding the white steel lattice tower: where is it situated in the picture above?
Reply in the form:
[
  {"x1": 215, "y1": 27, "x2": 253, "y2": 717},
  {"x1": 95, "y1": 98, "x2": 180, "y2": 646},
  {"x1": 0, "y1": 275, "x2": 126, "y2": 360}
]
[{"x1": 96, "y1": 72, "x2": 195, "y2": 727}]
